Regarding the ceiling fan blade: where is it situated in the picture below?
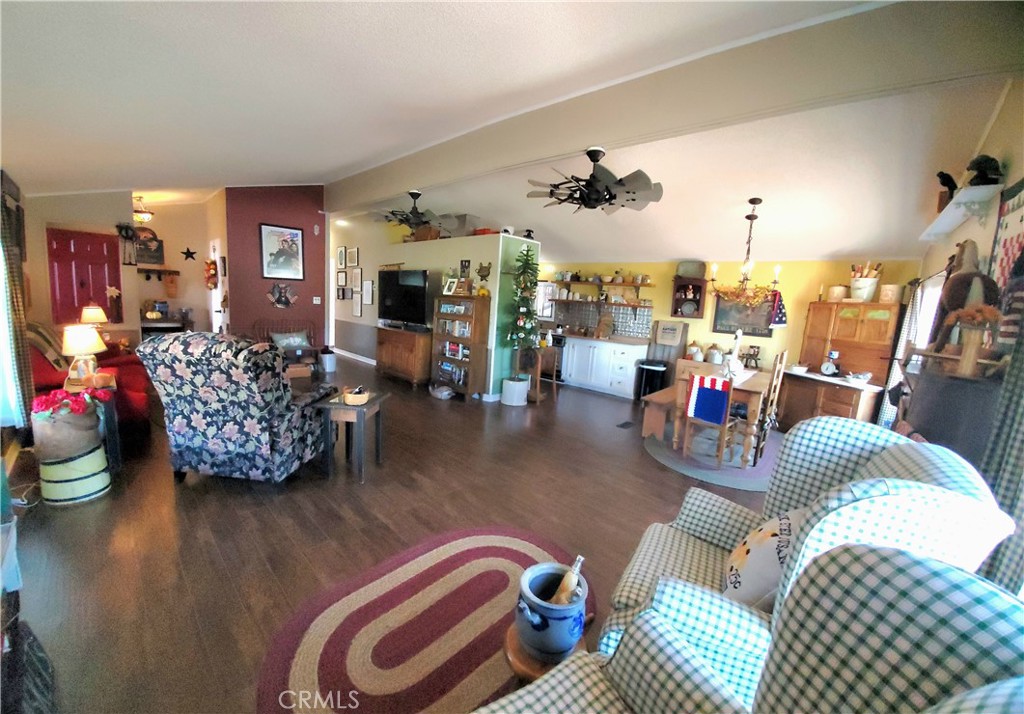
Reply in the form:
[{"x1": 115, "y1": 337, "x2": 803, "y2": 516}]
[
  {"x1": 617, "y1": 169, "x2": 653, "y2": 193},
  {"x1": 422, "y1": 209, "x2": 440, "y2": 223},
  {"x1": 572, "y1": 205, "x2": 584, "y2": 214},
  {"x1": 436, "y1": 214, "x2": 458, "y2": 231},
  {"x1": 543, "y1": 200, "x2": 562, "y2": 208},
  {"x1": 591, "y1": 163, "x2": 618, "y2": 191},
  {"x1": 554, "y1": 168, "x2": 588, "y2": 190},
  {"x1": 528, "y1": 178, "x2": 551, "y2": 188},
  {"x1": 602, "y1": 204, "x2": 622, "y2": 215},
  {"x1": 527, "y1": 190, "x2": 551, "y2": 198}
]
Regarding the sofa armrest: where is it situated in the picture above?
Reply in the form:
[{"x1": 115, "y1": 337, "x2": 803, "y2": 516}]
[
  {"x1": 289, "y1": 382, "x2": 336, "y2": 410},
  {"x1": 474, "y1": 652, "x2": 629, "y2": 714},
  {"x1": 672, "y1": 488, "x2": 764, "y2": 550},
  {"x1": 605, "y1": 610, "x2": 748, "y2": 714}
]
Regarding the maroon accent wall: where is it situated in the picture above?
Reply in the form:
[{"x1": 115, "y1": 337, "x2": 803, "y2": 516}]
[{"x1": 225, "y1": 186, "x2": 326, "y2": 343}]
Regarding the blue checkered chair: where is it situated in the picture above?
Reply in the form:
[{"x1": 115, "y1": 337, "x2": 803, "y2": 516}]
[
  {"x1": 598, "y1": 416, "x2": 1015, "y2": 655},
  {"x1": 477, "y1": 545, "x2": 1024, "y2": 714},
  {"x1": 137, "y1": 332, "x2": 335, "y2": 483}
]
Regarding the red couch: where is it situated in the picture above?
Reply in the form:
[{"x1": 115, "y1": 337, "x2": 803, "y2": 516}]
[{"x1": 27, "y1": 329, "x2": 152, "y2": 434}]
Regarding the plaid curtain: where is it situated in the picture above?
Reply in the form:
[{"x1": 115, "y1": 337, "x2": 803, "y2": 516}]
[
  {"x1": 980, "y1": 326, "x2": 1024, "y2": 595},
  {"x1": 0, "y1": 198, "x2": 31, "y2": 427}
]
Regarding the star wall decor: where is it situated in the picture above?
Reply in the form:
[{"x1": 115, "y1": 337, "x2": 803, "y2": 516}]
[{"x1": 181, "y1": 247, "x2": 197, "y2": 260}]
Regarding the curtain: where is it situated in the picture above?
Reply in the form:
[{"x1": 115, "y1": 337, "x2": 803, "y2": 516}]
[
  {"x1": 979, "y1": 326, "x2": 1024, "y2": 595},
  {"x1": 877, "y1": 285, "x2": 921, "y2": 428},
  {"x1": 0, "y1": 198, "x2": 31, "y2": 428}
]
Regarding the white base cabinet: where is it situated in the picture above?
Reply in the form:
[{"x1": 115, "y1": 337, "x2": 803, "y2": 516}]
[{"x1": 562, "y1": 338, "x2": 646, "y2": 399}]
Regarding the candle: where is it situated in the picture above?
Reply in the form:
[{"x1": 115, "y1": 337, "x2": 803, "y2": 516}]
[
  {"x1": 774, "y1": 264, "x2": 782, "y2": 279},
  {"x1": 711, "y1": 263, "x2": 718, "y2": 279}
]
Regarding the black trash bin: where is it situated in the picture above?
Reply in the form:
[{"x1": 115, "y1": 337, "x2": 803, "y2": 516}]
[{"x1": 634, "y1": 360, "x2": 669, "y2": 400}]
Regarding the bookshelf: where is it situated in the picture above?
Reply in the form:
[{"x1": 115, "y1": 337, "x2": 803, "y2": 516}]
[{"x1": 432, "y1": 294, "x2": 491, "y2": 396}]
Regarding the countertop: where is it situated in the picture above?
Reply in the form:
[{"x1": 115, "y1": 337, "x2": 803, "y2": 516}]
[
  {"x1": 784, "y1": 369, "x2": 884, "y2": 392},
  {"x1": 560, "y1": 334, "x2": 650, "y2": 347}
]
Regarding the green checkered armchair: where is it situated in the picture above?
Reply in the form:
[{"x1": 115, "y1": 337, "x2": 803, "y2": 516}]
[
  {"x1": 599, "y1": 417, "x2": 1014, "y2": 655},
  {"x1": 477, "y1": 545, "x2": 1024, "y2": 714}
]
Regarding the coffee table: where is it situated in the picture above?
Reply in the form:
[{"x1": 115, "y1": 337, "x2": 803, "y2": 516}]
[{"x1": 312, "y1": 391, "x2": 389, "y2": 483}]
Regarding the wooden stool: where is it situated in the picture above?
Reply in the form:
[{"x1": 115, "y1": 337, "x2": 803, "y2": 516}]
[{"x1": 641, "y1": 386, "x2": 677, "y2": 440}]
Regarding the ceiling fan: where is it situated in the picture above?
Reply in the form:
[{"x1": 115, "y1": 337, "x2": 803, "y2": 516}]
[
  {"x1": 527, "y1": 147, "x2": 663, "y2": 214},
  {"x1": 383, "y1": 190, "x2": 456, "y2": 234}
]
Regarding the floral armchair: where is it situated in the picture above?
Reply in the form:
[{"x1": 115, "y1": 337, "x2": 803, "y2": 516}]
[
  {"x1": 598, "y1": 416, "x2": 1014, "y2": 655},
  {"x1": 136, "y1": 332, "x2": 335, "y2": 483},
  {"x1": 478, "y1": 545, "x2": 1024, "y2": 714}
]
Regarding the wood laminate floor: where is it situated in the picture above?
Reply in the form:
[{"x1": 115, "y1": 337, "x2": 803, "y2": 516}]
[{"x1": 11, "y1": 358, "x2": 764, "y2": 714}]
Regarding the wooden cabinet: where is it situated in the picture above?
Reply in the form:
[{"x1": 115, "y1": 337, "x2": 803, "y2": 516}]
[
  {"x1": 376, "y1": 327, "x2": 431, "y2": 386},
  {"x1": 563, "y1": 338, "x2": 646, "y2": 398},
  {"x1": 671, "y1": 277, "x2": 707, "y2": 319},
  {"x1": 777, "y1": 372, "x2": 882, "y2": 432},
  {"x1": 431, "y1": 295, "x2": 490, "y2": 396},
  {"x1": 798, "y1": 302, "x2": 901, "y2": 386}
]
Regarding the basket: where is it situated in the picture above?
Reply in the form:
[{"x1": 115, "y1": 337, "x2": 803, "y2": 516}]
[{"x1": 343, "y1": 389, "x2": 369, "y2": 406}]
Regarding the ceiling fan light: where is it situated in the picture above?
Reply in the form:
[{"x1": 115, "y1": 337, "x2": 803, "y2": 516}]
[{"x1": 132, "y1": 195, "x2": 154, "y2": 223}]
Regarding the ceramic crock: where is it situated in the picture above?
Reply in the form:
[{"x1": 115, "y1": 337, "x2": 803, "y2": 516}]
[{"x1": 515, "y1": 562, "x2": 588, "y2": 664}]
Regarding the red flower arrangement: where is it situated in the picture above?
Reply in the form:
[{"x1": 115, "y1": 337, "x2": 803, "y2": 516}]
[{"x1": 31, "y1": 387, "x2": 111, "y2": 420}]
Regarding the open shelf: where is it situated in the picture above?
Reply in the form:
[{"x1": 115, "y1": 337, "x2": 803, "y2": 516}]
[{"x1": 919, "y1": 184, "x2": 1003, "y2": 242}]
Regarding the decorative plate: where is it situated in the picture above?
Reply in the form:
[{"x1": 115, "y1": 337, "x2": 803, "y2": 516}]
[
  {"x1": 680, "y1": 301, "x2": 698, "y2": 316},
  {"x1": 267, "y1": 283, "x2": 299, "y2": 308}
]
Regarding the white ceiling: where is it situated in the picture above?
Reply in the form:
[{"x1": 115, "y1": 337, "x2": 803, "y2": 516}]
[{"x1": 0, "y1": 2, "x2": 1012, "y2": 262}]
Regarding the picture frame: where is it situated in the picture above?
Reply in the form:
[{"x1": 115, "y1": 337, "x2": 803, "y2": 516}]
[
  {"x1": 352, "y1": 267, "x2": 362, "y2": 285},
  {"x1": 337, "y1": 247, "x2": 346, "y2": 269},
  {"x1": 352, "y1": 298, "x2": 362, "y2": 318},
  {"x1": 134, "y1": 227, "x2": 164, "y2": 265},
  {"x1": 362, "y1": 280, "x2": 373, "y2": 304},
  {"x1": 442, "y1": 277, "x2": 458, "y2": 295},
  {"x1": 346, "y1": 246, "x2": 359, "y2": 267},
  {"x1": 336, "y1": 271, "x2": 346, "y2": 287},
  {"x1": 712, "y1": 295, "x2": 774, "y2": 337},
  {"x1": 337, "y1": 287, "x2": 344, "y2": 300},
  {"x1": 260, "y1": 224, "x2": 304, "y2": 280}
]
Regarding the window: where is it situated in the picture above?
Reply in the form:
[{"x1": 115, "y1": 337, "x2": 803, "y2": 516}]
[{"x1": 535, "y1": 281, "x2": 556, "y2": 322}]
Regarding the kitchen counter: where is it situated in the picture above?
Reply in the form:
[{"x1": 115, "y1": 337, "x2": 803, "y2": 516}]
[
  {"x1": 560, "y1": 334, "x2": 650, "y2": 347},
  {"x1": 783, "y1": 369, "x2": 883, "y2": 392}
]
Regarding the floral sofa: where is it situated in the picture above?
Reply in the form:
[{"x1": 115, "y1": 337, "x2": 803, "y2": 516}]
[{"x1": 136, "y1": 332, "x2": 335, "y2": 483}]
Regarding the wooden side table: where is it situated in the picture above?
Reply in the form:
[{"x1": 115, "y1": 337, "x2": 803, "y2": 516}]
[
  {"x1": 516, "y1": 347, "x2": 558, "y2": 403},
  {"x1": 503, "y1": 624, "x2": 586, "y2": 682},
  {"x1": 313, "y1": 392, "x2": 389, "y2": 484}
]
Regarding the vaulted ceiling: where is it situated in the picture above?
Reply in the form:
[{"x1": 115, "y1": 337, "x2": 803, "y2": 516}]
[{"x1": 3, "y1": 2, "x2": 1021, "y2": 263}]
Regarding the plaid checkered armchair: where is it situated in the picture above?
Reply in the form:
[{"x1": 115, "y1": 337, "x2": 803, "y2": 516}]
[
  {"x1": 477, "y1": 545, "x2": 1024, "y2": 714},
  {"x1": 599, "y1": 416, "x2": 1015, "y2": 656},
  {"x1": 137, "y1": 332, "x2": 335, "y2": 483}
]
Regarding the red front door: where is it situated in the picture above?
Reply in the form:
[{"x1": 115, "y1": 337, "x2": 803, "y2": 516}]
[{"x1": 47, "y1": 228, "x2": 122, "y2": 324}]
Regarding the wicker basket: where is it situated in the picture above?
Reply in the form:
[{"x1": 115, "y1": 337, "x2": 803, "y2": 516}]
[{"x1": 343, "y1": 389, "x2": 369, "y2": 406}]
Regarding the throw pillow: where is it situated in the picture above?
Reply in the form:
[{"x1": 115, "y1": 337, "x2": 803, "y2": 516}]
[
  {"x1": 269, "y1": 331, "x2": 312, "y2": 350},
  {"x1": 723, "y1": 508, "x2": 807, "y2": 611}
]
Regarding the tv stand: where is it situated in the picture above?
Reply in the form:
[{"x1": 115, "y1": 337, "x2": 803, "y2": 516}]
[{"x1": 376, "y1": 326, "x2": 431, "y2": 387}]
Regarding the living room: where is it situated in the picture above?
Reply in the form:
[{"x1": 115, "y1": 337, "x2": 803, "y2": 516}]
[{"x1": 2, "y1": 3, "x2": 1023, "y2": 713}]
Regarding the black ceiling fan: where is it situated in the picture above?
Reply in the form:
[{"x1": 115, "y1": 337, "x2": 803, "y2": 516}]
[
  {"x1": 527, "y1": 147, "x2": 663, "y2": 214},
  {"x1": 383, "y1": 190, "x2": 442, "y2": 231}
]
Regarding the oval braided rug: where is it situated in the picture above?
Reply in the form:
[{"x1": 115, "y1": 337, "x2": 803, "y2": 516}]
[{"x1": 257, "y1": 527, "x2": 594, "y2": 713}]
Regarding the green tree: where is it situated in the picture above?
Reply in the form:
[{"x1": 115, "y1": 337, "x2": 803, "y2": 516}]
[{"x1": 507, "y1": 245, "x2": 539, "y2": 378}]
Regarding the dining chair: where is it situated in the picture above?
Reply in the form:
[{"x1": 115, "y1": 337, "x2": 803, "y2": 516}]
[
  {"x1": 671, "y1": 361, "x2": 718, "y2": 450},
  {"x1": 752, "y1": 350, "x2": 787, "y2": 466},
  {"x1": 680, "y1": 374, "x2": 739, "y2": 465}
]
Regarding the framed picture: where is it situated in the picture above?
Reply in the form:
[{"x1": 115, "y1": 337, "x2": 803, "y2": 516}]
[
  {"x1": 336, "y1": 271, "x2": 346, "y2": 287},
  {"x1": 712, "y1": 295, "x2": 774, "y2": 337},
  {"x1": 442, "y1": 278, "x2": 458, "y2": 295},
  {"x1": 337, "y1": 287, "x2": 344, "y2": 300},
  {"x1": 346, "y1": 247, "x2": 359, "y2": 267},
  {"x1": 352, "y1": 267, "x2": 362, "y2": 285},
  {"x1": 337, "y1": 247, "x2": 346, "y2": 269},
  {"x1": 219, "y1": 255, "x2": 228, "y2": 278},
  {"x1": 352, "y1": 298, "x2": 362, "y2": 318},
  {"x1": 260, "y1": 224, "x2": 304, "y2": 280},
  {"x1": 362, "y1": 280, "x2": 373, "y2": 304},
  {"x1": 135, "y1": 227, "x2": 164, "y2": 265}
]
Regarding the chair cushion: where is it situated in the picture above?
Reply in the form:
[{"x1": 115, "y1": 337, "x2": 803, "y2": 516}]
[
  {"x1": 269, "y1": 330, "x2": 313, "y2": 350},
  {"x1": 724, "y1": 508, "x2": 807, "y2": 611},
  {"x1": 611, "y1": 523, "x2": 727, "y2": 610}
]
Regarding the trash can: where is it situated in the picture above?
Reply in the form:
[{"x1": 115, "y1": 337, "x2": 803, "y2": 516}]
[{"x1": 635, "y1": 360, "x2": 669, "y2": 400}]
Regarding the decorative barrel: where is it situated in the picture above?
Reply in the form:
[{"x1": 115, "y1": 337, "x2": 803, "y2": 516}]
[
  {"x1": 514, "y1": 562, "x2": 588, "y2": 664},
  {"x1": 32, "y1": 412, "x2": 111, "y2": 506}
]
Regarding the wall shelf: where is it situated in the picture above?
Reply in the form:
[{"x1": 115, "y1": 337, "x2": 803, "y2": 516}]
[{"x1": 919, "y1": 184, "x2": 1004, "y2": 242}]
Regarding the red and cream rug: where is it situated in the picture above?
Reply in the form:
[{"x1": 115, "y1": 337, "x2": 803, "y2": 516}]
[{"x1": 257, "y1": 527, "x2": 593, "y2": 713}]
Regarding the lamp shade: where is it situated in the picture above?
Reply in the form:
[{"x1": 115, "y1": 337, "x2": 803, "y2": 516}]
[
  {"x1": 80, "y1": 304, "x2": 109, "y2": 324},
  {"x1": 62, "y1": 324, "x2": 106, "y2": 357}
]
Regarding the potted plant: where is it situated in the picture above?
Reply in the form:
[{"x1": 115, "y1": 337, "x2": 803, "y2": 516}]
[
  {"x1": 501, "y1": 245, "x2": 539, "y2": 406},
  {"x1": 31, "y1": 387, "x2": 113, "y2": 504}
]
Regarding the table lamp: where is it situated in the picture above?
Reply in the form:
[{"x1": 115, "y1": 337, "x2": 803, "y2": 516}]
[
  {"x1": 80, "y1": 303, "x2": 109, "y2": 325},
  {"x1": 62, "y1": 324, "x2": 107, "y2": 382}
]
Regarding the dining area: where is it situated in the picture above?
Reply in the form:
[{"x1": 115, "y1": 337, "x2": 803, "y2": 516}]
[{"x1": 640, "y1": 351, "x2": 787, "y2": 474}]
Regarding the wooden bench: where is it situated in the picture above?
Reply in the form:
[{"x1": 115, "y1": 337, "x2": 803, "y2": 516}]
[{"x1": 641, "y1": 386, "x2": 677, "y2": 440}]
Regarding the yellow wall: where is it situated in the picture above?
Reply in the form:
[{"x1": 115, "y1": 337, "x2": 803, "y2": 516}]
[
  {"x1": 539, "y1": 258, "x2": 921, "y2": 369},
  {"x1": 140, "y1": 203, "x2": 213, "y2": 332}
]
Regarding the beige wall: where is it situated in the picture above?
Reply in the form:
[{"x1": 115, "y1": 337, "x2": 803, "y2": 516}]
[
  {"x1": 22, "y1": 191, "x2": 139, "y2": 338},
  {"x1": 139, "y1": 203, "x2": 212, "y2": 331},
  {"x1": 922, "y1": 77, "x2": 1024, "y2": 278}
]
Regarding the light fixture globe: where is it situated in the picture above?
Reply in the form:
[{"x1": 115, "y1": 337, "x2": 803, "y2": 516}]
[{"x1": 132, "y1": 195, "x2": 154, "y2": 223}]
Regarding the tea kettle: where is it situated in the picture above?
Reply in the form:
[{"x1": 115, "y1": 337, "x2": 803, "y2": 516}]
[
  {"x1": 705, "y1": 344, "x2": 724, "y2": 365},
  {"x1": 686, "y1": 341, "x2": 704, "y2": 362}
]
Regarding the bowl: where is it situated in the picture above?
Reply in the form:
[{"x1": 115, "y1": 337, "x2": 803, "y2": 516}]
[
  {"x1": 342, "y1": 388, "x2": 370, "y2": 405},
  {"x1": 600, "y1": 275, "x2": 613, "y2": 283},
  {"x1": 844, "y1": 372, "x2": 871, "y2": 383},
  {"x1": 789, "y1": 364, "x2": 809, "y2": 374}
]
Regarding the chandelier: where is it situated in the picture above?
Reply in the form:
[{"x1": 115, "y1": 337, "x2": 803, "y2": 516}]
[
  {"x1": 710, "y1": 197, "x2": 780, "y2": 307},
  {"x1": 132, "y1": 195, "x2": 154, "y2": 223}
]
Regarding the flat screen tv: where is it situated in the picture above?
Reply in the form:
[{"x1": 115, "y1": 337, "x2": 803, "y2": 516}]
[{"x1": 378, "y1": 269, "x2": 437, "y2": 327}]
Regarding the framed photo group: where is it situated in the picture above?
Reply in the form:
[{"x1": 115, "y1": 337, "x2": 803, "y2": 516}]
[{"x1": 335, "y1": 246, "x2": 371, "y2": 317}]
